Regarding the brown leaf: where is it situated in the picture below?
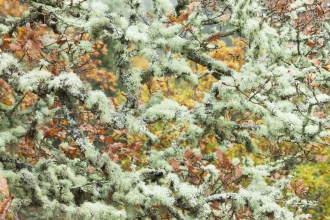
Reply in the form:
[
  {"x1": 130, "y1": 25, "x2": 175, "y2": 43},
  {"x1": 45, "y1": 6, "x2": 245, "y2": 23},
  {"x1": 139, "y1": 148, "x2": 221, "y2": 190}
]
[
  {"x1": 184, "y1": 148, "x2": 194, "y2": 160},
  {"x1": 113, "y1": 129, "x2": 127, "y2": 135},
  {"x1": 219, "y1": 14, "x2": 231, "y2": 22},
  {"x1": 169, "y1": 157, "x2": 181, "y2": 170},
  {"x1": 306, "y1": 40, "x2": 315, "y2": 47},
  {"x1": 109, "y1": 142, "x2": 126, "y2": 152},
  {"x1": 117, "y1": 154, "x2": 128, "y2": 159},
  {"x1": 0, "y1": 175, "x2": 9, "y2": 199},
  {"x1": 109, "y1": 153, "x2": 118, "y2": 162},
  {"x1": 110, "y1": 97, "x2": 119, "y2": 111},
  {"x1": 316, "y1": 4, "x2": 324, "y2": 18},
  {"x1": 146, "y1": 12, "x2": 153, "y2": 18},
  {"x1": 128, "y1": 142, "x2": 143, "y2": 151},
  {"x1": 210, "y1": 201, "x2": 220, "y2": 210},
  {"x1": 87, "y1": 166, "x2": 96, "y2": 174},
  {"x1": 178, "y1": 12, "x2": 189, "y2": 23},
  {"x1": 313, "y1": 111, "x2": 326, "y2": 119},
  {"x1": 41, "y1": 52, "x2": 53, "y2": 62},
  {"x1": 25, "y1": 40, "x2": 33, "y2": 50},
  {"x1": 314, "y1": 155, "x2": 329, "y2": 162},
  {"x1": 56, "y1": 39, "x2": 67, "y2": 45},
  {"x1": 1, "y1": 33, "x2": 12, "y2": 49},
  {"x1": 206, "y1": 32, "x2": 222, "y2": 43},
  {"x1": 193, "y1": 154, "x2": 202, "y2": 163},
  {"x1": 295, "y1": 179, "x2": 304, "y2": 187},
  {"x1": 235, "y1": 167, "x2": 243, "y2": 178},
  {"x1": 104, "y1": 135, "x2": 114, "y2": 145},
  {"x1": 50, "y1": 64, "x2": 59, "y2": 75},
  {"x1": 283, "y1": 42, "x2": 295, "y2": 49},
  {"x1": 9, "y1": 42, "x2": 22, "y2": 51},
  {"x1": 0, "y1": 196, "x2": 14, "y2": 220},
  {"x1": 215, "y1": 148, "x2": 225, "y2": 161},
  {"x1": 187, "y1": 2, "x2": 200, "y2": 15},
  {"x1": 274, "y1": 172, "x2": 281, "y2": 179}
]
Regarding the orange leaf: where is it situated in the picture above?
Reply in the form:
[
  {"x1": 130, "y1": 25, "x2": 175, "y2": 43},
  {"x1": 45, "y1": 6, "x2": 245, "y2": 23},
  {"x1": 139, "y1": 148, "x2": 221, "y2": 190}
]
[
  {"x1": 99, "y1": 130, "x2": 107, "y2": 135},
  {"x1": 17, "y1": 27, "x2": 26, "y2": 39},
  {"x1": 306, "y1": 40, "x2": 315, "y2": 47},
  {"x1": 168, "y1": 15, "x2": 177, "y2": 22},
  {"x1": 110, "y1": 97, "x2": 119, "y2": 111},
  {"x1": 104, "y1": 135, "x2": 114, "y2": 145},
  {"x1": 60, "y1": 119, "x2": 69, "y2": 126},
  {"x1": 0, "y1": 174, "x2": 9, "y2": 199}
]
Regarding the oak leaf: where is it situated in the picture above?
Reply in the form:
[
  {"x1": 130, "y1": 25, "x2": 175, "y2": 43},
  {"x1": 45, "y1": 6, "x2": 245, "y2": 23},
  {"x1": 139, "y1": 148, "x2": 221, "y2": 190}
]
[{"x1": 0, "y1": 175, "x2": 9, "y2": 199}]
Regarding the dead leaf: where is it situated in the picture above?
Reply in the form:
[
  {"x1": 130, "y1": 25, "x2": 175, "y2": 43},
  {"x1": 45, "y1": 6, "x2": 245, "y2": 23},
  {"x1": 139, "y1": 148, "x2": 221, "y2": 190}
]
[
  {"x1": 219, "y1": 14, "x2": 231, "y2": 22},
  {"x1": 306, "y1": 40, "x2": 315, "y2": 47},
  {"x1": 168, "y1": 15, "x2": 177, "y2": 23},
  {"x1": 184, "y1": 149, "x2": 194, "y2": 160},
  {"x1": 60, "y1": 119, "x2": 68, "y2": 126},
  {"x1": 104, "y1": 135, "x2": 114, "y2": 145},
  {"x1": 284, "y1": 42, "x2": 295, "y2": 49},
  {"x1": 314, "y1": 155, "x2": 329, "y2": 162},
  {"x1": 187, "y1": 2, "x2": 200, "y2": 14},
  {"x1": 169, "y1": 157, "x2": 180, "y2": 170},
  {"x1": 206, "y1": 32, "x2": 222, "y2": 43},
  {"x1": 313, "y1": 111, "x2": 326, "y2": 119},
  {"x1": 0, "y1": 175, "x2": 9, "y2": 199},
  {"x1": 316, "y1": 4, "x2": 324, "y2": 18},
  {"x1": 87, "y1": 166, "x2": 96, "y2": 174},
  {"x1": 274, "y1": 172, "x2": 281, "y2": 179},
  {"x1": 99, "y1": 130, "x2": 107, "y2": 135},
  {"x1": 146, "y1": 12, "x2": 153, "y2": 18},
  {"x1": 113, "y1": 129, "x2": 127, "y2": 135},
  {"x1": 295, "y1": 179, "x2": 304, "y2": 187},
  {"x1": 0, "y1": 196, "x2": 14, "y2": 220}
]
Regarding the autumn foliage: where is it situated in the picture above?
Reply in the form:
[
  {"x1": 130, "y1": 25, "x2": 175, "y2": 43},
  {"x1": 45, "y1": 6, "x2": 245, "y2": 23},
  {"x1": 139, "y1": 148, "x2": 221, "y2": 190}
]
[{"x1": 0, "y1": 0, "x2": 330, "y2": 219}]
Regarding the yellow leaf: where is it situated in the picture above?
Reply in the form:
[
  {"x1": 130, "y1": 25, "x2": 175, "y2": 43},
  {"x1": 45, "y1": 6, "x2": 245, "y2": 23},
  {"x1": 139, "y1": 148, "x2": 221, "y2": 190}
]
[
  {"x1": 61, "y1": 119, "x2": 69, "y2": 126},
  {"x1": 168, "y1": 15, "x2": 177, "y2": 23},
  {"x1": 2, "y1": 98, "x2": 12, "y2": 106}
]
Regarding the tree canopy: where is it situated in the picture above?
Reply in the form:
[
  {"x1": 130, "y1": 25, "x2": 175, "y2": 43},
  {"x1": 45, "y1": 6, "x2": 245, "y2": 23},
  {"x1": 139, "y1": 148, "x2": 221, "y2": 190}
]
[{"x1": 0, "y1": 0, "x2": 329, "y2": 219}]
